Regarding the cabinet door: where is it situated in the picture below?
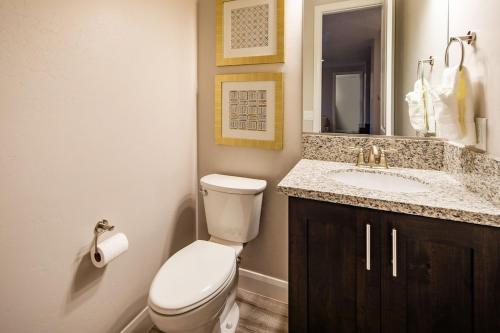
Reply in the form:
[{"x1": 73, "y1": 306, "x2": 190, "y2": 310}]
[
  {"x1": 289, "y1": 198, "x2": 380, "y2": 333},
  {"x1": 381, "y1": 212, "x2": 500, "y2": 333}
]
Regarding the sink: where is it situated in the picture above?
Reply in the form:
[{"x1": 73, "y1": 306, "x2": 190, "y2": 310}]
[{"x1": 329, "y1": 169, "x2": 431, "y2": 193}]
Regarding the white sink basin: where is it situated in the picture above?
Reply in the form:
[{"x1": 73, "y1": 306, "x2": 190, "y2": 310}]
[{"x1": 329, "y1": 169, "x2": 431, "y2": 193}]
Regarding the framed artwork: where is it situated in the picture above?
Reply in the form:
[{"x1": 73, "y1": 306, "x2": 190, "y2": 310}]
[
  {"x1": 215, "y1": 73, "x2": 283, "y2": 150},
  {"x1": 216, "y1": 0, "x2": 285, "y2": 66}
]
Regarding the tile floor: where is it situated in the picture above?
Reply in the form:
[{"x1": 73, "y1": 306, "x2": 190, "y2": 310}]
[{"x1": 150, "y1": 289, "x2": 288, "y2": 333}]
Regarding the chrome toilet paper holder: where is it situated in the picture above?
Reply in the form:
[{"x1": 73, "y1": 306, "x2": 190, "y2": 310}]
[{"x1": 93, "y1": 219, "x2": 115, "y2": 262}]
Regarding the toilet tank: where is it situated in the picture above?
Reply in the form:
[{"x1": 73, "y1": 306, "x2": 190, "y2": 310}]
[{"x1": 200, "y1": 174, "x2": 267, "y2": 243}]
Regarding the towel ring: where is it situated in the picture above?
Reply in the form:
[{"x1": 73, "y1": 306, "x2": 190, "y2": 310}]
[
  {"x1": 445, "y1": 37, "x2": 465, "y2": 70},
  {"x1": 445, "y1": 31, "x2": 477, "y2": 70},
  {"x1": 417, "y1": 56, "x2": 434, "y2": 81}
]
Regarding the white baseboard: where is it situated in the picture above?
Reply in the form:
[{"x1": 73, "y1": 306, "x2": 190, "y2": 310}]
[
  {"x1": 121, "y1": 269, "x2": 287, "y2": 333},
  {"x1": 120, "y1": 306, "x2": 153, "y2": 333},
  {"x1": 238, "y1": 268, "x2": 288, "y2": 303}
]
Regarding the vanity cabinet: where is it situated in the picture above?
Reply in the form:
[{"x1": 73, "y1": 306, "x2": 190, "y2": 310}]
[{"x1": 289, "y1": 197, "x2": 500, "y2": 333}]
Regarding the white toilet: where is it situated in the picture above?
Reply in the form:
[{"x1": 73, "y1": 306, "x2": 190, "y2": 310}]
[{"x1": 148, "y1": 174, "x2": 267, "y2": 333}]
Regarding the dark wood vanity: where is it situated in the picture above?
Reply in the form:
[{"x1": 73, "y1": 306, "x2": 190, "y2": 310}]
[{"x1": 289, "y1": 197, "x2": 500, "y2": 333}]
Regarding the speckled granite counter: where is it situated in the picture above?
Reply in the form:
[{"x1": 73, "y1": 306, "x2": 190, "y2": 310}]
[{"x1": 278, "y1": 159, "x2": 500, "y2": 228}]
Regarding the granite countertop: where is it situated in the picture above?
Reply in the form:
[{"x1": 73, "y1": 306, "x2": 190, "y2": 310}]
[{"x1": 278, "y1": 159, "x2": 500, "y2": 228}]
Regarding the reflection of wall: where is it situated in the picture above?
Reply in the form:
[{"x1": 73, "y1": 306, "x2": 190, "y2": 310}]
[
  {"x1": 197, "y1": 0, "x2": 303, "y2": 281},
  {"x1": 449, "y1": 0, "x2": 500, "y2": 157},
  {"x1": 370, "y1": 36, "x2": 381, "y2": 133},
  {"x1": 0, "y1": 1, "x2": 197, "y2": 331},
  {"x1": 395, "y1": 0, "x2": 449, "y2": 137}
]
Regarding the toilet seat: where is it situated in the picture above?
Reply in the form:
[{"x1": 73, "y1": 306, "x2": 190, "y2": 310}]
[{"x1": 148, "y1": 240, "x2": 236, "y2": 316}]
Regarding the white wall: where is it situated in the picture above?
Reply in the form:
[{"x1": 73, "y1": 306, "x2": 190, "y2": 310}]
[
  {"x1": 449, "y1": 0, "x2": 500, "y2": 157},
  {"x1": 197, "y1": 0, "x2": 303, "y2": 281},
  {"x1": 0, "y1": 1, "x2": 197, "y2": 332}
]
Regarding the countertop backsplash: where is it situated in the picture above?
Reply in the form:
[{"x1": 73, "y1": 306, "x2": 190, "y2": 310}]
[
  {"x1": 302, "y1": 134, "x2": 444, "y2": 170},
  {"x1": 444, "y1": 142, "x2": 500, "y2": 206}
]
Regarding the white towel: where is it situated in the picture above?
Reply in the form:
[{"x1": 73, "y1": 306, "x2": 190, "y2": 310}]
[
  {"x1": 435, "y1": 66, "x2": 476, "y2": 145},
  {"x1": 405, "y1": 78, "x2": 436, "y2": 134}
]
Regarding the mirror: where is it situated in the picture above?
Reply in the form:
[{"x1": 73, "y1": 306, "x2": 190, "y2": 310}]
[{"x1": 303, "y1": 0, "x2": 450, "y2": 136}]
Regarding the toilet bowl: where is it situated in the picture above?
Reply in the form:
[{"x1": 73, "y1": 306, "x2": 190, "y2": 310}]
[
  {"x1": 148, "y1": 241, "x2": 239, "y2": 333},
  {"x1": 148, "y1": 174, "x2": 266, "y2": 333}
]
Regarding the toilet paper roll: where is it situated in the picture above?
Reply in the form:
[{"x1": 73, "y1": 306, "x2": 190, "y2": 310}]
[{"x1": 91, "y1": 233, "x2": 129, "y2": 268}]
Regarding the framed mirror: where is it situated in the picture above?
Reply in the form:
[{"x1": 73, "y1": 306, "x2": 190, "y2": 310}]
[{"x1": 303, "y1": 0, "x2": 450, "y2": 137}]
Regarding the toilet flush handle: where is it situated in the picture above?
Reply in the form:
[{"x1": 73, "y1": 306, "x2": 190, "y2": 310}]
[{"x1": 199, "y1": 187, "x2": 208, "y2": 196}]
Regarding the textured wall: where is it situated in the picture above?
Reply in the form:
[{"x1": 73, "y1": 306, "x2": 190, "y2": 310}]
[
  {"x1": 0, "y1": 1, "x2": 197, "y2": 332},
  {"x1": 197, "y1": 0, "x2": 303, "y2": 281}
]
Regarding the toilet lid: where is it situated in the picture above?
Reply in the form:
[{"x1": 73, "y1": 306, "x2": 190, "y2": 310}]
[{"x1": 149, "y1": 240, "x2": 236, "y2": 315}]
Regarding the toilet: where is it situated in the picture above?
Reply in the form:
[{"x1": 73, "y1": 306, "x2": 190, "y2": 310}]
[{"x1": 148, "y1": 174, "x2": 267, "y2": 333}]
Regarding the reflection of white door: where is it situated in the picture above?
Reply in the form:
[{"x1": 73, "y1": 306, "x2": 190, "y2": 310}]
[
  {"x1": 335, "y1": 74, "x2": 362, "y2": 133},
  {"x1": 312, "y1": 0, "x2": 391, "y2": 134}
]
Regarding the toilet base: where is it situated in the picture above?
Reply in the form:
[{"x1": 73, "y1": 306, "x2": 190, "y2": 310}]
[{"x1": 220, "y1": 303, "x2": 239, "y2": 333}]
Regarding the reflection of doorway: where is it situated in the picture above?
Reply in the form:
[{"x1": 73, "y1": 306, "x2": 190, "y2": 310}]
[
  {"x1": 314, "y1": 0, "x2": 385, "y2": 134},
  {"x1": 335, "y1": 73, "x2": 363, "y2": 133}
]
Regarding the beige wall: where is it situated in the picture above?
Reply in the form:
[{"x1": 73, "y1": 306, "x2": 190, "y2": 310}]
[
  {"x1": 449, "y1": 0, "x2": 500, "y2": 157},
  {"x1": 197, "y1": 0, "x2": 303, "y2": 281},
  {"x1": 396, "y1": 0, "x2": 500, "y2": 157},
  {"x1": 370, "y1": 36, "x2": 381, "y2": 133},
  {"x1": 394, "y1": 0, "x2": 449, "y2": 137},
  {"x1": 0, "y1": 1, "x2": 197, "y2": 332}
]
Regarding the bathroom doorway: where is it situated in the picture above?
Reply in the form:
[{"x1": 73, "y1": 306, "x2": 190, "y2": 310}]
[{"x1": 318, "y1": 5, "x2": 383, "y2": 134}]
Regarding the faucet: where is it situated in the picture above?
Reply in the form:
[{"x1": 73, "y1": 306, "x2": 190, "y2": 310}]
[
  {"x1": 368, "y1": 145, "x2": 381, "y2": 165},
  {"x1": 350, "y1": 145, "x2": 393, "y2": 169}
]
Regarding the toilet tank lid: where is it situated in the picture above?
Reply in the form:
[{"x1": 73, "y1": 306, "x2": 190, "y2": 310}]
[{"x1": 200, "y1": 174, "x2": 267, "y2": 194}]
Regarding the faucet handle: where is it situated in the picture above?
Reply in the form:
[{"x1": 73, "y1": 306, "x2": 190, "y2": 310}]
[
  {"x1": 379, "y1": 148, "x2": 396, "y2": 168},
  {"x1": 349, "y1": 147, "x2": 365, "y2": 166}
]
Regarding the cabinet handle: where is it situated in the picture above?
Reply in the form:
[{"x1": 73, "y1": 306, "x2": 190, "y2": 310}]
[
  {"x1": 392, "y1": 228, "x2": 397, "y2": 277},
  {"x1": 366, "y1": 224, "x2": 371, "y2": 271}
]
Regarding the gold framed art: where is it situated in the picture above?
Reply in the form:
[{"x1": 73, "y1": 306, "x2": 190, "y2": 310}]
[
  {"x1": 215, "y1": 73, "x2": 283, "y2": 150},
  {"x1": 216, "y1": 0, "x2": 285, "y2": 66}
]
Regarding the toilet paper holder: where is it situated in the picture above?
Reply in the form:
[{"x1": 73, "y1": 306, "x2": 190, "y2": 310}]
[{"x1": 93, "y1": 219, "x2": 115, "y2": 262}]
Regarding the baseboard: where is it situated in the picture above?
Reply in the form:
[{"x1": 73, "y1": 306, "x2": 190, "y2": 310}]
[
  {"x1": 238, "y1": 268, "x2": 288, "y2": 303},
  {"x1": 120, "y1": 306, "x2": 153, "y2": 333},
  {"x1": 120, "y1": 270, "x2": 287, "y2": 333}
]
